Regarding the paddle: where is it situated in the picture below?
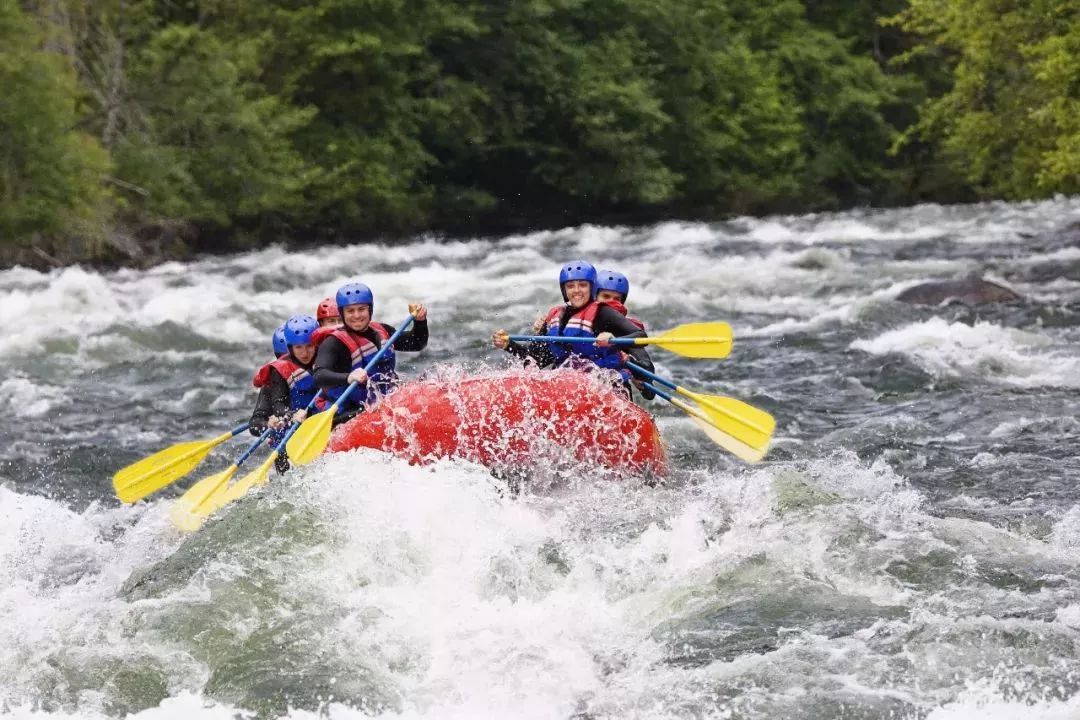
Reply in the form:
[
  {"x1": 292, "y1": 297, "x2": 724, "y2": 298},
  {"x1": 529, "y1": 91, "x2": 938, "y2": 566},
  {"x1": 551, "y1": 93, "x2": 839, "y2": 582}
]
[
  {"x1": 171, "y1": 392, "x2": 327, "y2": 531},
  {"x1": 285, "y1": 313, "x2": 417, "y2": 466},
  {"x1": 175, "y1": 419, "x2": 305, "y2": 531},
  {"x1": 641, "y1": 381, "x2": 768, "y2": 463},
  {"x1": 113, "y1": 422, "x2": 249, "y2": 504},
  {"x1": 175, "y1": 306, "x2": 414, "y2": 529},
  {"x1": 509, "y1": 321, "x2": 732, "y2": 359},
  {"x1": 201, "y1": 411, "x2": 310, "y2": 519},
  {"x1": 170, "y1": 428, "x2": 274, "y2": 532},
  {"x1": 627, "y1": 362, "x2": 774, "y2": 463}
]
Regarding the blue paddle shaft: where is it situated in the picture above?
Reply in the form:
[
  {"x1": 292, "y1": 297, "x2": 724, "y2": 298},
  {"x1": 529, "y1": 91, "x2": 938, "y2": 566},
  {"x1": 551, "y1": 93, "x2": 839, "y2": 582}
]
[
  {"x1": 331, "y1": 314, "x2": 417, "y2": 411},
  {"x1": 229, "y1": 423, "x2": 250, "y2": 437},
  {"x1": 269, "y1": 392, "x2": 326, "y2": 453},
  {"x1": 625, "y1": 361, "x2": 676, "y2": 391},
  {"x1": 508, "y1": 335, "x2": 635, "y2": 346},
  {"x1": 640, "y1": 380, "x2": 674, "y2": 402},
  {"x1": 235, "y1": 428, "x2": 274, "y2": 467}
]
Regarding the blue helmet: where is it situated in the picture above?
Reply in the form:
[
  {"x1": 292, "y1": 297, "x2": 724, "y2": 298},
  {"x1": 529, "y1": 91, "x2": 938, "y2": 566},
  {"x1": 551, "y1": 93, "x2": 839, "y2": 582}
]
[
  {"x1": 272, "y1": 325, "x2": 288, "y2": 356},
  {"x1": 336, "y1": 282, "x2": 374, "y2": 313},
  {"x1": 283, "y1": 314, "x2": 319, "y2": 346},
  {"x1": 558, "y1": 260, "x2": 597, "y2": 301},
  {"x1": 596, "y1": 269, "x2": 630, "y2": 301}
]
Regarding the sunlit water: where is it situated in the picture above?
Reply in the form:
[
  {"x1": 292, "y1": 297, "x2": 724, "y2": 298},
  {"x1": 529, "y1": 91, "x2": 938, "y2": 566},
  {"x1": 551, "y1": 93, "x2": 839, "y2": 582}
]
[{"x1": 4, "y1": 198, "x2": 1080, "y2": 719}]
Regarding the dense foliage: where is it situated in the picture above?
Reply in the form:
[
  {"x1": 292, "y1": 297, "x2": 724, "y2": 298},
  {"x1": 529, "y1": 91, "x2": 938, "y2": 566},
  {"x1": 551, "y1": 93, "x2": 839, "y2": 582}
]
[{"x1": 1, "y1": 0, "x2": 1075, "y2": 258}]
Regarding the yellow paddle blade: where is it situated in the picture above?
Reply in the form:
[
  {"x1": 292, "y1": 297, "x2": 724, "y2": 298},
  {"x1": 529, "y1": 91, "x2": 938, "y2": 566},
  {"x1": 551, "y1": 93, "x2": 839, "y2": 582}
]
[
  {"x1": 688, "y1": 413, "x2": 767, "y2": 463},
  {"x1": 671, "y1": 397, "x2": 770, "y2": 463},
  {"x1": 285, "y1": 412, "x2": 335, "y2": 467},
  {"x1": 203, "y1": 453, "x2": 278, "y2": 515},
  {"x1": 169, "y1": 464, "x2": 239, "y2": 533},
  {"x1": 636, "y1": 322, "x2": 733, "y2": 359},
  {"x1": 691, "y1": 388, "x2": 777, "y2": 444},
  {"x1": 686, "y1": 391, "x2": 774, "y2": 453},
  {"x1": 113, "y1": 431, "x2": 233, "y2": 504}
]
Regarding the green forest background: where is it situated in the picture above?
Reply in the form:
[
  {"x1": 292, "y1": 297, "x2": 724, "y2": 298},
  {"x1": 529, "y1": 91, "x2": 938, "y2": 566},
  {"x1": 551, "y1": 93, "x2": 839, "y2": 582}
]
[{"x1": 3, "y1": 0, "x2": 1079, "y2": 265}]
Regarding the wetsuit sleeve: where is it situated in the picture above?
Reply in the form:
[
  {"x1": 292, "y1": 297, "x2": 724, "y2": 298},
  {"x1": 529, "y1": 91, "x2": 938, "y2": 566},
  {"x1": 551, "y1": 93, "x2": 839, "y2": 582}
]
[
  {"x1": 501, "y1": 307, "x2": 561, "y2": 367},
  {"x1": 505, "y1": 339, "x2": 557, "y2": 368},
  {"x1": 249, "y1": 386, "x2": 272, "y2": 435},
  {"x1": 266, "y1": 368, "x2": 292, "y2": 417},
  {"x1": 314, "y1": 336, "x2": 353, "y2": 389},
  {"x1": 594, "y1": 305, "x2": 649, "y2": 341},
  {"x1": 594, "y1": 305, "x2": 656, "y2": 399},
  {"x1": 380, "y1": 321, "x2": 429, "y2": 354},
  {"x1": 378, "y1": 319, "x2": 429, "y2": 352},
  {"x1": 249, "y1": 371, "x2": 291, "y2": 431}
]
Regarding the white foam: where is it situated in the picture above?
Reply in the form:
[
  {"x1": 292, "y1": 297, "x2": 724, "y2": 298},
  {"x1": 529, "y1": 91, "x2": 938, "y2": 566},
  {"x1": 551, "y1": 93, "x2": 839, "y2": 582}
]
[
  {"x1": 925, "y1": 680, "x2": 1080, "y2": 720},
  {"x1": 851, "y1": 319, "x2": 1080, "y2": 388},
  {"x1": 2, "y1": 444, "x2": 1077, "y2": 718},
  {"x1": 1051, "y1": 505, "x2": 1080, "y2": 549},
  {"x1": 0, "y1": 488, "x2": 190, "y2": 714},
  {"x1": 0, "y1": 376, "x2": 63, "y2": 418}
]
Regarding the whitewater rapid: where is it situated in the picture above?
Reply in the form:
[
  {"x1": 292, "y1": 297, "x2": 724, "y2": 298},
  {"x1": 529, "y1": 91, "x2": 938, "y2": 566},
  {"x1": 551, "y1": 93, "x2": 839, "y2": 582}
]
[{"x1": 4, "y1": 198, "x2": 1080, "y2": 718}]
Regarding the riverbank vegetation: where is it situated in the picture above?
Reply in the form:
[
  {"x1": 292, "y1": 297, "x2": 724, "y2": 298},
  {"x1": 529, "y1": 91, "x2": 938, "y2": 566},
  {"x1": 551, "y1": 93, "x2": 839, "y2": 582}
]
[{"x1": 2, "y1": 0, "x2": 1076, "y2": 266}]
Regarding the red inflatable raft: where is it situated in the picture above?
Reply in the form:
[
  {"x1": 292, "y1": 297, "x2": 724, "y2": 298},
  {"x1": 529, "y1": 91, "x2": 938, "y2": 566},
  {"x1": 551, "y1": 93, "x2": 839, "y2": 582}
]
[{"x1": 326, "y1": 370, "x2": 666, "y2": 475}]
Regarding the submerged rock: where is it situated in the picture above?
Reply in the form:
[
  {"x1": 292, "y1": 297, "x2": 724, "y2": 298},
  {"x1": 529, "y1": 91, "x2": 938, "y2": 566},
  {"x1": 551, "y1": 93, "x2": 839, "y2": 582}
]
[{"x1": 896, "y1": 278, "x2": 1020, "y2": 305}]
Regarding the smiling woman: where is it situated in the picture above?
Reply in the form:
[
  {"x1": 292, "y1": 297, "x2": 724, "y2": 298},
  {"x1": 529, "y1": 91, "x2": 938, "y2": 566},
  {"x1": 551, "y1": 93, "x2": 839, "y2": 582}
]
[{"x1": 493, "y1": 260, "x2": 656, "y2": 399}]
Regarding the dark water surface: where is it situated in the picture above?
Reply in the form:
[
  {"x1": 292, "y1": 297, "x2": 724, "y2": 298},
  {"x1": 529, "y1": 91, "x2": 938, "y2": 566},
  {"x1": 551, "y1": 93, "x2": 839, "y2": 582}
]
[{"x1": 3, "y1": 199, "x2": 1080, "y2": 719}]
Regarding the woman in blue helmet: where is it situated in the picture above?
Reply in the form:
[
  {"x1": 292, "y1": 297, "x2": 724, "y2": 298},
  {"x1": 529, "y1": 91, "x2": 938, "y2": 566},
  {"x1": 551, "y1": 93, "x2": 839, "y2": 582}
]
[
  {"x1": 251, "y1": 314, "x2": 325, "y2": 471},
  {"x1": 492, "y1": 260, "x2": 655, "y2": 398},
  {"x1": 313, "y1": 282, "x2": 428, "y2": 423},
  {"x1": 250, "y1": 314, "x2": 324, "y2": 433}
]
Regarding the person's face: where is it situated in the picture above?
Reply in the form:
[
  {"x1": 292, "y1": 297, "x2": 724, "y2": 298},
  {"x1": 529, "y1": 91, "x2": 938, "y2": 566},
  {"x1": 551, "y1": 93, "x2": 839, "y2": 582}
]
[
  {"x1": 596, "y1": 290, "x2": 624, "y2": 303},
  {"x1": 318, "y1": 316, "x2": 341, "y2": 328},
  {"x1": 564, "y1": 280, "x2": 592, "y2": 308},
  {"x1": 343, "y1": 304, "x2": 371, "y2": 331},
  {"x1": 291, "y1": 343, "x2": 316, "y2": 364}
]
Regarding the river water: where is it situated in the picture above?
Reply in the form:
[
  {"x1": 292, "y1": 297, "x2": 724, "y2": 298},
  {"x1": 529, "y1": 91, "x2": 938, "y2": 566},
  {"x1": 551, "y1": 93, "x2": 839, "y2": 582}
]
[{"x1": 3, "y1": 199, "x2": 1080, "y2": 719}]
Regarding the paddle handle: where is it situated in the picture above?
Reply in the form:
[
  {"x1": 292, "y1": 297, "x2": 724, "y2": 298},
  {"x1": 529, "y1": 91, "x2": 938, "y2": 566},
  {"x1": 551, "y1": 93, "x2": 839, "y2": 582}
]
[
  {"x1": 229, "y1": 422, "x2": 250, "y2": 437},
  {"x1": 508, "y1": 335, "x2": 638, "y2": 346},
  {"x1": 235, "y1": 428, "x2": 274, "y2": 467},
  {"x1": 331, "y1": 314, "x2": 417, "y2": 410}
]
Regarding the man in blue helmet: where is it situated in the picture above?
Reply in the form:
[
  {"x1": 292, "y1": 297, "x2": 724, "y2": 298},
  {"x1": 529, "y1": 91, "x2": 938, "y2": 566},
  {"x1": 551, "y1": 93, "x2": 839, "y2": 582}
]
[
  {"x1": 595, "y1": 269, "x2": 645, "y2": 330},
  {"x1": 492, "y1": 260, "x2": 655, "y2": 399},
  {"x1": 251, "y1": 314, "x2": 326, "y2": 471},
  {"x1": 313, "y1": 282, "x2": 428, "y2": 423}
]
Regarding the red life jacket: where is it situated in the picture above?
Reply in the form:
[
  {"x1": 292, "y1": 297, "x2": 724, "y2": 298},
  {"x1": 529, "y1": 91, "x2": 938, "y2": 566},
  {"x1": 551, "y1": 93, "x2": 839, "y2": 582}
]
[
  {"x1": 323, "y1": 322, "x2": 396, "y2": 408},
  {"x1": 252, "y1": 354, "x2": 286, "y2": 388},
  {"x1": 543, "y1": 302, "x2": 601, "y2": 334},
  {"x1": 542, "y1": 302, "x2": 628, "y2": 378},
  {"x1": 268, "y1": 356, "x2": 322, "y2": 411},
  {"x1": 311, "y1": 325, "x2": 336, "y2": 347},
  {"x1": 600, "y1": 299, "x2": 645, "y2": 330}
]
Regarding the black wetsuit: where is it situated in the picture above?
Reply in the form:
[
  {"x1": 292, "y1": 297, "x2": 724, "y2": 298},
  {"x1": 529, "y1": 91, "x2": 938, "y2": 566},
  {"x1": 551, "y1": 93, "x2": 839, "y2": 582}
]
[
  {"x1": 504, "y1": 303, "x2": 656, "y2": 399},
  {"x1": 249, "y1": 356, "x2": 316, "y2": 472},
  {"x1": 249, "y1": 370, "x2": 294, "y2": 434},
  {"x1": 313, "y1": 319, "x2": 429, "y2": 424}
]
